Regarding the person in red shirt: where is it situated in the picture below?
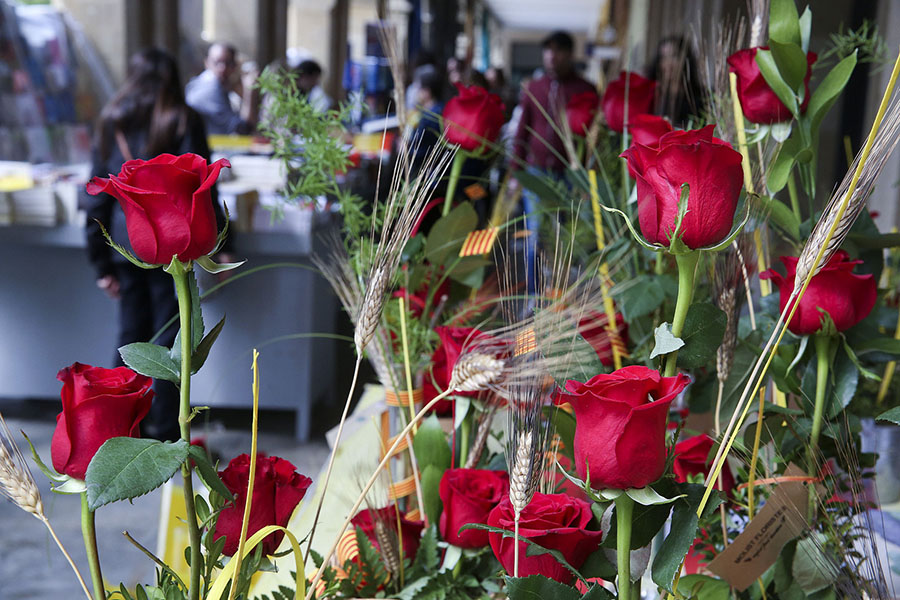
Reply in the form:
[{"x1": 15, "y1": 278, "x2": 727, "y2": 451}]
[
  {"x1": 510, "y1": 31, "x2": 595, "y2": 294},
  {"x1": 512, "y1": 31, "x2": 595, "y2": 172}
]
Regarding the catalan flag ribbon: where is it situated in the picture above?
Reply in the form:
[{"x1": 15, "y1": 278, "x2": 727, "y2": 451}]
[
  {"x1": 514, "y1": 328, "x2": 537, "y2": 357},
  {"x1": 459, "y1": 227, "x2": 499, "y2": 257}
]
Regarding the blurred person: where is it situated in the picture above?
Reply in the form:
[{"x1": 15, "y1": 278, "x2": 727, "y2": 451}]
[
  {"x1": 409, "y1": 68, "x2": 444, "y2": 171},
  {"x1": 81, "y1": 48, "x2": 231, "y2": 441},
  {"x1": 186, "y1": 42, "x2": 260, "y2": 134},
  {"x1": 295, "y1": 59, "x2": 332, "y2": 113},
  {"x1": 510, "y1": 31, "x2": 594, "y2": 294},
  {"x1": 447, "y1": 56, "x2": 464, "y2": 86},
  {"x1": 648, "y1": 35, "x2": 706, "y2": 127},
  {"x1": 405, "y1": 50, "x2": 437, "y2": 112}
]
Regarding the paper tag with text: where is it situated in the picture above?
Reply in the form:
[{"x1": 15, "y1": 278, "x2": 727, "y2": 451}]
[{"x1": 707, "y1": 464, "x2": 821, "y2": 590}]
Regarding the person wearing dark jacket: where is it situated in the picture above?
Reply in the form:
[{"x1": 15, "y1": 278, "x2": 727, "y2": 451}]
[{"x1": 81, "y1": 47, "x2": 230, "y2": 441}]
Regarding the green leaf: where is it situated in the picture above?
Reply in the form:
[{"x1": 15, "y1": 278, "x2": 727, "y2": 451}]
[
  {"x1": 649, "y1": 323, "x2": 684, "y2": 360},
  {"x1": 829, "y1": 349, "x2": 858, "y2": 418},
  {"x1": 119, "y1": 342, "x2": 181, "y2": 383},
  {"x1": 579, "y1": 547, "x2": 617, "y2": 581},
  {"x1": 757, "y1": 194, "x2": 801, "y2": 240},
  {"x1": 769, "y1": 40, "x2": 809, "y2": 92},
  {"x1": 424, "y1": 202, "x2": 478, "y2": 266},
  {"x1": 512, "y1": 169, "x2": 569, "y2": 204},
  {"x1": 412, "y1": 524, "x2": 440, "y2": 575},
  {"x1": 877, "y1": 406, "x2": 900, "y2": 425},
  {"x1": 756, "y1": 49, "x2": 800, "y2": 117},
  {"x1": 413, "y1": 414, "x2": 452, "y2": 471},
  {"x1": 191, "y1": 315, "x2": 226, "y2": 373},
  {"x1": 611, "y1": 275, "x2": 666, "y2": 321},
  {"x1": 504, "y1": 575, "x2": 582, "y2": 600},
  {"x1": 767, "y1": 131, "x2": 803, "y2": 193},
  {"x1": 678, "y1": 574, "x2": 732, "y2": 600},
  {"x1": 195, "y1": 254, "x2": 246, "y2": 274},
  {"x1": 187, "y1": 445, "x2": 233, "y2": 501},
  {"x1": 807, "y1": 52, "x2": 857, "y2": 137},
  {"x1": 420, "y1": 464, "x2": 444, "y2": 529},
  {"x1": 20, "y1": 431, "x2": 67, "y2": 483},
  {"x1": 85, "y1": 438, "x2": 189, "y2": 510},
  {"x1": 651, "y1": 484, "x2": 722, "y2": 591},
  {"x1": 846, "y1": 231, "x2": 900, "y2": 250},
  {"x1": 626, "y1": 486, "x2": 685, "y2": 506},
  {"x1": 853, "y1": 336, "x2": 900, "y2": 356},
  {"x1": 448, "y1": 256, "x2": 489, "y2": 289},
  {"x1": 188, "y1": 270, "x2": 204, "y2": 350},
  {"x1": 769, "y1": 0, "x2": 801, "y2": 46},
  {"x1": 792, "y1": 534, "x2": 838, "y2": 593},
  {"x1": 544, "y1": 406, "x2": 576, "y2": 461},
  {"x1": 676, "y1": 303, "x2": 727, "y2": 369}
]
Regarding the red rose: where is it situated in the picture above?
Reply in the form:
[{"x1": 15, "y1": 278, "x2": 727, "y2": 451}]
[
  {"x1": 423, "y1": 326, "x2": 488, "y2": 415},
  {"x1": 487, "y1": 493, "x2": 602, "y2": 583},
  {"x1": 577, "y1": 310, "x2": 628, "y2": 367},
  {"x1": 566, "y1": 90, "x2": 601, "y2": 137},
  {"x1": 621, "y1": 125, "x2": 743, "y2": 249},
  {"x1": 760, "y1": 251, "x2": 877, "y2": 335},
  {"x1": 215, "y1": 453, "x2": 311, "y2": 556},
  {"x1": 86, "y1": 153, "x2": 230, "y2": 265},
  {"x1": 555, "y1": 366, "x2": 690, "y2": 490},
  {"x1": 673, "y1": 434, "x2": 735, "y2": 494},
  {"x1": 442, "y1": 83, "x2": 506, "y2": 152},
  {"x1": 628, "y1": 114, "x2": 673, "y2": 148},
  {"x1": 51, "y1": 363, "x2": 153, "y2": 480},
  {"x1": 439, "y1": 468, "x2": 509, "y2": 548},
  {"x1": 727, "y1": 47, "x2": 817, "y2": 124},
  {"x1": 601, "y1": 71, "x2": 656, "y2": 134},
  {"x1": 352, "y1": 505, "x2": 425, "y2": 561}
]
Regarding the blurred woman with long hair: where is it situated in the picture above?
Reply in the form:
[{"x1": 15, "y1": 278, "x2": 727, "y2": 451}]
[{"x1": 81, "y1": 47, "x2": 228, "y2": 441}]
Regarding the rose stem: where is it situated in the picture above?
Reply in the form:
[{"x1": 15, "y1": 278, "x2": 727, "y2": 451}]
[
  {"x1": 441, "y1": 151, "x2": 466, "y2": 216},
  {"x1": 304, "y1": 387, "x2": 454, "y2": 600},
  {"x1": 787, "y1": 171, "x2": 802, "y2": 225},
  {"x1": 80, "y1": 492, "x2": 105, "y2": 600},
  {"x1": 806, "y1": 333, "x2": 832, "y2": 520},
  {"x1": 614, "y1": 494, "x2": 634, "y2": 600},
  {"x1": 663, "y1": 251, "x2": 700, "y2": 377},
  {"x1": 171, "y1": 263, "x2": 203, "y2": 600},
  {"x1": 513, "y1": 512, "x2": 520, "y2": 577}
]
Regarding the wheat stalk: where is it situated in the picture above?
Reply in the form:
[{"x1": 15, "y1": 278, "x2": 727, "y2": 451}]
[
  {"x1": 0, "y1": 414, "x2": 93, "y2": 600},
  {"x1": 794, "y1": 95, "x2": 900, "y2": 285},
  {"x1": 463, "y1": 402, "x2": 499, "y2": 469}
]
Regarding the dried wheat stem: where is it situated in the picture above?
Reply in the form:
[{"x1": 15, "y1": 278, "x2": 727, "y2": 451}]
[
  {"x1": 304, "y1": 387, "x2": 454, "y2": 600},
  {"x1": 464, "y1": 403, "x2": 499, "y2": 469},
  {"x1": 0, "y1": 414, "x2": 92, "y2": 600},
  {"x1": 514, "y1": 515, "x2": 521, "y2": 578},
  {"x1": 304, "y1": 356, "x2": 363, "y2": 564}
]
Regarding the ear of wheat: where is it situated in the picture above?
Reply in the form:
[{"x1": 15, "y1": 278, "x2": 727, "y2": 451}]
[
  {"x1": 794, "y1": 93, "x2": 900, "y2": 286},
  {"x1": 0, "y1": 413, "x2": 42, "y2": 517}
]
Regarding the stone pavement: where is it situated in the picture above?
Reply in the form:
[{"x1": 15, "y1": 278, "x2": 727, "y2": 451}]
[{"x1": 0, "y1": 412, "x2": 329, "y2": 600}]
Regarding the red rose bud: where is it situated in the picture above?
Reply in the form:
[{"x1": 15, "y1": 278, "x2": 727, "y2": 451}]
[
  {"x1": 621, "y1": 125, "x2": 743, "y2": 249},
  {"x1": 673, "y1": 434, "x2": 735, "y2": 494},
  {"x1": 577, "y1": 310, "x2": 628, "y2": 367},
  {"x1": 86, "y1": 153, "x2": 230, "y2": 265},
  {"x1": 351, "y1": 504, "x2": 425, "y2": 561},
  {"x1": 487, "y1": 493, "x2": 602, "y2": 583},
  {"x1": 51, "y1": 363, "x2": 153, "y2": 480},
  {"x1": 727, "y1": 47, "x2": 817, "y2": 124},
  {"x1": 215, "y1": 453, "x2": 311, "y2": 556},
  {"x1": 601, "y1": 71, "x2": 656, "y2": 134},
  {"x1": 566, "y1": 90, "x2": 601, "y2": 137},
  {"x1": 628, "y1": 114, "x2": 673, "y2": 148},
  {"x1": 555, "y1": 365, "x2": 690, "y2": 490},
  {"x1": 442, "y1": 83, "x2": 506, "y2": 153},
  {"x1": 760, "y1": 251, "x2": 877, "y2": 336},
  {"x1": 439, "y1": 468, "x2": 509, "y2": 548}
]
